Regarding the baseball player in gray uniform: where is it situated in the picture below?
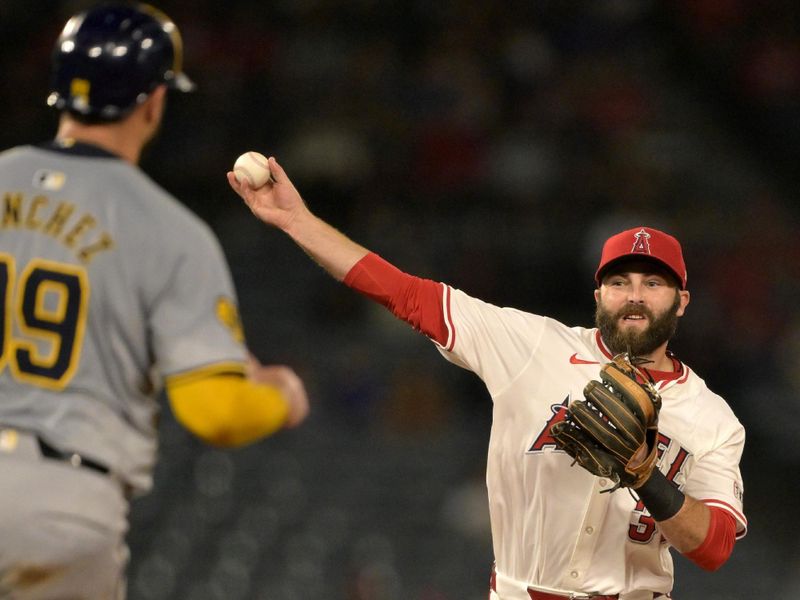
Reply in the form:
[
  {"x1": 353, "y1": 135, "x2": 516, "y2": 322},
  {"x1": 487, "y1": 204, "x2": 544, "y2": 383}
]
[{"x1": 0, "y1": 4, "x2": 309, "y2": 599}]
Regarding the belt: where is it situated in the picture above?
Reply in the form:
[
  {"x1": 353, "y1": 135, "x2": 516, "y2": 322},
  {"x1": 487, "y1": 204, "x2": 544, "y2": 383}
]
[
  {"x1": 528, "y1": 593, "x2": 617, "y2": 600},
  {"x1": 37, "y1": 437, "x2": 110, "y2": 476},
  {"x1": 490, "y1": 565, "x2": 667, "y2": 600},
  {"x1": 527, "y1": 588, "x2": 667, "y2": 600}
]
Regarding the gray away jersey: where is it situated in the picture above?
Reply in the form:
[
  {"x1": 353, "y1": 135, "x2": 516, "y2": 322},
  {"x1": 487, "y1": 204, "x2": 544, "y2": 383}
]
[{"x1": 0, "y1": 142, "x2": 248, "y2": 494}]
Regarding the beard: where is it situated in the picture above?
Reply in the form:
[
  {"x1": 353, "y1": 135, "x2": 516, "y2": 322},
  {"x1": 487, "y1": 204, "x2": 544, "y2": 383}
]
[{"x1": 595, "y1": 292, "x2": 681, "y2": 357}]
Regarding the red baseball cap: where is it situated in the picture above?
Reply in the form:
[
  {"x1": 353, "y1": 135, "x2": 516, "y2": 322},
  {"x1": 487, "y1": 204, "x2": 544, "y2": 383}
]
[{"x1": 595, "y1": 227, "x2": 687, "y2": 289}]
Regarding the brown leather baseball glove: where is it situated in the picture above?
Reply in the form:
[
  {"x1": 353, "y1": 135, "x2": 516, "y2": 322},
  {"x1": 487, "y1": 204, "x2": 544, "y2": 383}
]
[{"x1": 551, "y1": 353, "x2": 662, "y2": 492}]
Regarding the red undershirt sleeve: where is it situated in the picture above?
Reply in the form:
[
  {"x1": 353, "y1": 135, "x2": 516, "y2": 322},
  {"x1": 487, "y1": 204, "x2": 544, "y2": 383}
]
[
  {"x1": 683, "y1": 506, "x2": 737, "y2": 571},
  {"x1": 343, "y1": 252, "x2": 449, "y2": 346}
]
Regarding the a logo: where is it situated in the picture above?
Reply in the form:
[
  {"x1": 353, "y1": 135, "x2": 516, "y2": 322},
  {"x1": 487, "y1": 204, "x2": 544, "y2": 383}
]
[
  {"x1": 33, "y1": 169, "x2": 66, "y2": 191},
  {"x1": 631, "y1": 228, "x2": 652, "y2": 254},
  {"x1": 0, "y1": 429, "x2": 18, "y2": 452},
  {"x1": 215, "y1": 296, "x2": 244, "y2": 343},
  {"x1": 70, "y1": 78, "x2": 91, "y2": 111},
  {"x1": 569, "y1": 353, "x2": 599, "y2": 365},
  {"x1": 527, "y1": 398, "x2": 569, "y2": 453}
]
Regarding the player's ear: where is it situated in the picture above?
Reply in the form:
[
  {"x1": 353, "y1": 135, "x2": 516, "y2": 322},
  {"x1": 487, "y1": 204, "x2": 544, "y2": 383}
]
[
  {"x1": 143, "y1": 85, "x2": 167, "y2": 125},
  {"x1": 593, "y1": 288, "x2": 600, "y2": 304},
  {"x1": 676, "y1": 289, "x2": 690, "y2": 317}
]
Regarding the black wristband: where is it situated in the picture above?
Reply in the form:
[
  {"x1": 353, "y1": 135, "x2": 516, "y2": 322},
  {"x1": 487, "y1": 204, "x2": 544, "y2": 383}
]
[{"x1": 635, "y1": 470, "x2": 685, "y2": 522}]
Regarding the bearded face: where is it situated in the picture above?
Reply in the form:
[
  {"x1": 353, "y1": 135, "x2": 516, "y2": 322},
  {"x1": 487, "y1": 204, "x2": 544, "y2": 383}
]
[{"x1": 595, "y1": 291, "x2": 681, "y2": 357}]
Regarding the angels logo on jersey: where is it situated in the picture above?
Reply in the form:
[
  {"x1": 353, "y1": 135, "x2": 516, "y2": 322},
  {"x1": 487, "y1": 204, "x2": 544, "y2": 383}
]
[
  {"x1": 527, "y1": 398, "x2": 569, "y2": 453},
  {"x1": 526, "y1": 396, "x2": 694, "y2": 545}
]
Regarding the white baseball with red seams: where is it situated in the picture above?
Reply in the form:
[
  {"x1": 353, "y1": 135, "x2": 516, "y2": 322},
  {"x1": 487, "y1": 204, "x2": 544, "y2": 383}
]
[
  {"x1": 233, "y1": 151, "x2": 272, "y2": 188},
  {"x1": 432, "y1": 286, "x2": 746, "y2": 599}
]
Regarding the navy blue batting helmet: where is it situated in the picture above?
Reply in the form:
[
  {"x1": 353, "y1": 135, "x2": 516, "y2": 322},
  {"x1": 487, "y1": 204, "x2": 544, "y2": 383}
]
[{"x1": 47, "y1": 2, "x2": 195, "y2": 121}]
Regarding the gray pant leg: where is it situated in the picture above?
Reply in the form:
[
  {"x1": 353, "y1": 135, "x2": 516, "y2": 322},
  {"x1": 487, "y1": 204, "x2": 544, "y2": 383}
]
[{"x1": 0, "y1": 436, "x2": 130, "y2": 600}]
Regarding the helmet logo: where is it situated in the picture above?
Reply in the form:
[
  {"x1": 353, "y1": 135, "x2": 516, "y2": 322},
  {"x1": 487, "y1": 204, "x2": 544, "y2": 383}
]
[
  {"x1": 631, "y1": 228, "x2": 652, "y2": 254},
  {"x1": 70, "y1": 78, "x2": 91, "y2": 111}
]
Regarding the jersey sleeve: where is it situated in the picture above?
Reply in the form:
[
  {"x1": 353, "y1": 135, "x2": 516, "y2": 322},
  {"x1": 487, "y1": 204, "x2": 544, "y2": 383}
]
[
  {"x1": 437, "y1": 286, "x2": 549, "y2": 397},
  {"x1": 343, "y1": 253, "x2": 549, "y2": 397},
  {"x1": 683, "y1": 422, "x2": 747, "y2": 539},
  {"x1": 147, "y1": 222, "x2": 247, "y2": 377}
]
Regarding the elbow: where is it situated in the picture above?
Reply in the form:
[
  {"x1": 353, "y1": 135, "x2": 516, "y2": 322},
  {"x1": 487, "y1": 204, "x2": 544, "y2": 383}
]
[
  {"x1": 686, "y1": 552, "x2": 731, "y2": 572},
  {"x1": 181, "y1": 420, "x2": 245, "y2": 448},
  {"x1": 683, "y1": 505, "x2": 738, "y2": 572},
  {"x1": 178, "y1": 404, "x2": 288, "y2": 448},
  {"x1": 168, "y1": 374, "x2": 290, "y2": 448},
  {"x1": 200, "y1": 431, "x2": 242, "y2": 448}
]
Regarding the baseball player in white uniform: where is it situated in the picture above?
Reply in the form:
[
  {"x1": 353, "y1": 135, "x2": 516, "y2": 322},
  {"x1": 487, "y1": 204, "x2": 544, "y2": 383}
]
[
  {"x1": 0, "y1": 5, "x2": 308, "y2": 599},
  {"x1": 228, "y1": 157, "x2": 746, "y2": 600}
]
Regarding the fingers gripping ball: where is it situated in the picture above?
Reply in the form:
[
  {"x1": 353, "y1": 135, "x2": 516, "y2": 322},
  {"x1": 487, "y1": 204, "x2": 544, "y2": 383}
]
[
  {"x1": 551, "y1": 353, "x2": 662, "y2": 492},
  {"x1": 233, "y1": 151, "x2": 273, "y2": 188}
]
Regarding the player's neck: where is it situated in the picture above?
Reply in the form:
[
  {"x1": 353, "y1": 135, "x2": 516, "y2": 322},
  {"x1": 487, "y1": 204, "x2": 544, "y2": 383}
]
[
  {"x1": 640, "y1": 345, "x2": 674, "y2": 372},
  {"x1": 601, "y1": 336, "x2": 675, "y2": 372},
  {"x1": 55, "y1": 117, "x2": 144, "y2": 165}
]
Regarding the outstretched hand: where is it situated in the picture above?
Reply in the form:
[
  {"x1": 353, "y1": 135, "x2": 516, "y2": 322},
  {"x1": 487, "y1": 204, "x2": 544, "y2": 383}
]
[
  {"x1": 226, "y1": 156, "x2": 308, "y2": 232},
  {"x1": 229, "y1": 153, "x2": 370, "y2": 282}
]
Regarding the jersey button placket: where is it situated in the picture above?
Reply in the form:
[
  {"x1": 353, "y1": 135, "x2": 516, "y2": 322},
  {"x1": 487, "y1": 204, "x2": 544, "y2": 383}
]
[{"x1": 560, "y1": 480, "x2": 610, "y2": 590}]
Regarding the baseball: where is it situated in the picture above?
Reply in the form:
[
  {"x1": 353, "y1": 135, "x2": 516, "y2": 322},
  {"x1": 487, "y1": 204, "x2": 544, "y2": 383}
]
[{"x1": 233, "y1": 151, "x2": 272, "y2": 188}]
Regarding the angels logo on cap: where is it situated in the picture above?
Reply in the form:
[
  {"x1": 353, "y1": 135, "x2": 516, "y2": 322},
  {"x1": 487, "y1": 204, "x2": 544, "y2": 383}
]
[
  {"x1": 595, "y1": 226, "x2": 687, "y2": 289},
  {"x1": 631, "y1": 228, "x2": 651, "y2": 253}
]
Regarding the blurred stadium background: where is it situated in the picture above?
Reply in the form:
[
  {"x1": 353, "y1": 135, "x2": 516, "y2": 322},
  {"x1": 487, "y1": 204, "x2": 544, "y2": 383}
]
[{"x1": 2, "y1": 1, "x2": 799, "y2": 598}]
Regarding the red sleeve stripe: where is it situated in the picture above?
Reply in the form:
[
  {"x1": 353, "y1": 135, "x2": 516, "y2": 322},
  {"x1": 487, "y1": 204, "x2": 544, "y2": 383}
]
[
  {"x1": 442, "y1": 284, "x2": 456, "y2": 351},
  {"x1": 702, "y1": 499, "x2": 747, "y2": 538}
]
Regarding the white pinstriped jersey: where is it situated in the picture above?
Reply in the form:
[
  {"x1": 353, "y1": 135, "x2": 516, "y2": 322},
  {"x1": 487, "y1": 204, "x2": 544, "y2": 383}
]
[
  {"x1": 434, "y1": 286, "x2": 746, "y2": 597},
  {"x1": 0, "y1": 142, "x2": 247, "y2": 494}
]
